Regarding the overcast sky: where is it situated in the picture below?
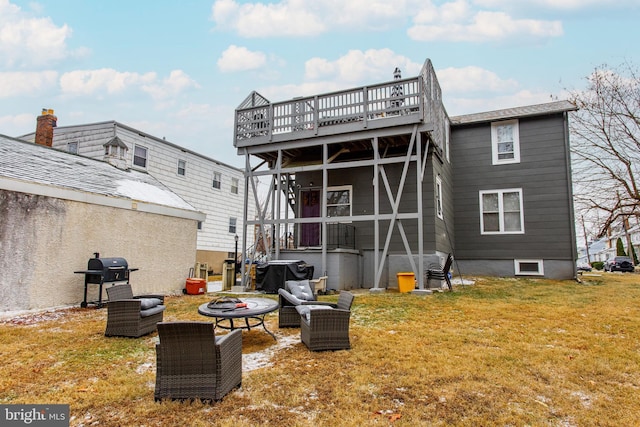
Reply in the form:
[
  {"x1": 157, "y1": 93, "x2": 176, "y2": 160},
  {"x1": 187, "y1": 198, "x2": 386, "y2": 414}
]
[{"x1": 1, "y1": 0, "x2": 638, "y2": 167}]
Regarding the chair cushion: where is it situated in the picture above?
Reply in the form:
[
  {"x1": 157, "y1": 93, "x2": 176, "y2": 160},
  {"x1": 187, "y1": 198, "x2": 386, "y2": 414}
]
[
  {"x1": 140, "y1": 305, "x2": 166, "y2": 318},
  {"x1": 287, "y1": 280, "x2": 314, "y2": 301},
  {"x1": 138, "y1": 298, "x2": 163, "y2": 310},
  {"x1": 295, "y1": 305, "x2": 334, "y2": 322}
]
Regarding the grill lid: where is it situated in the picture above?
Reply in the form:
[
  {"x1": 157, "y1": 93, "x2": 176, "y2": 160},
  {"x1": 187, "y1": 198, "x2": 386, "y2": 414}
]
[{"x1": 87, "y1": 257, "x2": 128, "y2": 271}]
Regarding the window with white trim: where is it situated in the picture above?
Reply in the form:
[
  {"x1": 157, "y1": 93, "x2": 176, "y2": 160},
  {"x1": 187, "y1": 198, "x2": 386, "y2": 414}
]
[
  {"x1": 212, "y1": 171, "x2": 221, "y2": 189},
  {"x1": 228, "y1": 217, "x2": 237, "y2": 233},
  {"x1": 177, "y1": 159, "x2": 186, "y2": 176},
  {"x1": 435, "y1": 176, "x2": 443, "y2": 220},
  {"x1": 133, "y1": 145, "x2": 148, "y2": 168},
  {"x1": 326, "y1": 185, "x2": 352, "y2": 219},
  {"x1": 480, "y1": 189, "x2": 524, "y2": 234},
  {"x1": 231, "y1": 177, "x2": 239, "y2": 194},
  {"x1": 491, "y1": 119, "x2": 520, "y2": 164},
  {"x1": 515, "y1": 259, "x2": 544, "y2": 276}
]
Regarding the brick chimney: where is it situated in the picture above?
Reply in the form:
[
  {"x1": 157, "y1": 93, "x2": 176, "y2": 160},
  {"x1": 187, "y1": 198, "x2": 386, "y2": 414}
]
[{"x1": 35, "y1": 109, "x2": 57, "y2": 147}]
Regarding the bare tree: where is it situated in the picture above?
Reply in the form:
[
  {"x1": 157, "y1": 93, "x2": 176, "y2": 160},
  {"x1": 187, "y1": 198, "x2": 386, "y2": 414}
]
[{"x1": 569, "y1": 61, "x2": 640, "y2": 237}]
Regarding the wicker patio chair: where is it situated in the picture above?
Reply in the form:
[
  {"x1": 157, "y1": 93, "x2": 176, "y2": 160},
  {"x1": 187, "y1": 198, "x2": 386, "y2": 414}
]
[
  {"x1": 295, "y1": 291, "x2": 355, "y2": 351},
  {"x1": 278, "y1": 279, "x2": 337, "y2": 328},
  {"x1": 104, "y1": 283, "x2": 166, "y2": 338},
  {"x1": 154, "y1": 322, "x2": 242, "y2": 402}
]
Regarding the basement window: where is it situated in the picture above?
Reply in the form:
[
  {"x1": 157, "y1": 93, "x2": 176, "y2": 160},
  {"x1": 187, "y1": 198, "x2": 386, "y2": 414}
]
[{"x1": 514, "y1": 259, "x2": 544, "y2": 276}]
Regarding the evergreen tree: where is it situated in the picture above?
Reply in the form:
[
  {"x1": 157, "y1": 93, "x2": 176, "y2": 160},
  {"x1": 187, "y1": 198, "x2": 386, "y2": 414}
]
[
  {"x1": 616, "y1": 238, "x2": 627, "y2": 256},
  {"x1": 630, "y1": 244, "x2": 639, "y2": 265}
]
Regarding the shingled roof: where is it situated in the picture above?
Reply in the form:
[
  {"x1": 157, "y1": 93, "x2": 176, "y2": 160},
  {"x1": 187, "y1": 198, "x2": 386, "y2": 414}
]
[
  {"x1": 0, "y1": 133, "x2": 203, "y2": 219},
  {"x1": 450, "y1": 100, "x2": 577, "y2": 125}
]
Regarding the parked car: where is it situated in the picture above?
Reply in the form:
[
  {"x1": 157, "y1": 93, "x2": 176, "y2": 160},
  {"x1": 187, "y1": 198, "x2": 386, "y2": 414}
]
[
  {"x1": 576, "y1": 262, "x2": 592, "y2": 272},
  {"x1": 603, "y1": 256, "x2": 634, "y2": 272}
]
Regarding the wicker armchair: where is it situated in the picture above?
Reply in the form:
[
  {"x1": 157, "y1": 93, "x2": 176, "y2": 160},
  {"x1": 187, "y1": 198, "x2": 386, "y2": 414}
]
[
  {"x1": 104, "y1": 284, "x2": 166, "y2": 337},
  {"x1": 278, "y1": 279, "x2": 337, "y2": 328},
  {"x1": 295, "y1": 291, "x2": 355, "y2": 351},
  {"x1": 154, "y1": 322, "x2": 242, "y2": 402}
]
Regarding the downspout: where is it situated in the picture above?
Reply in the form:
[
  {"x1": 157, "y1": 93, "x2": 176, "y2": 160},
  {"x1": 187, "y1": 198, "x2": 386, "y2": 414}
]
[{"x1": 564, "y1": 111, "x2": 579, "y2": 278}]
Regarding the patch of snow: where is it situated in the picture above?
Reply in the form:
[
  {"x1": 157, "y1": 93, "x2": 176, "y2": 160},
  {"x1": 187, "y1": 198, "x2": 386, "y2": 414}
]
[
  {"x1": 242, "y1": 334, "x2": 299, "y2": 372},
  {"x1": 115, "y1": 179, "x2": 195, "y2": 210}
]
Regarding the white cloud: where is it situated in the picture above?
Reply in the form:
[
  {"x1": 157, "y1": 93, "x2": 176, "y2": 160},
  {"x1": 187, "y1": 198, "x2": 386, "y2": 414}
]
[
  {"x1": 0, "y1": 0, "x2": 85, "y2": 68},
  {"x1": 58, "y1": 69, "x2": 198, "y2": 100},
  {"x1": 0, "y1": 112, "x2": 34, "y2": 135},
  {"x1": 59, "y1": 69, "x2": 156, "y2": 96},
  {"x1": 305, "y1": 49, "x2": 422, "y2": 84},
  {"x1": 254, "y1": 49, "x2": 423, "y2": 101},
  {"x1": 436, "y1": 66, "x2": 519, "y2": 94},
  {"x1": 217, "y1": 45, "x2": 267, "y2": 72},
  {"x1": 210, "y1": 0, "x2": 429, "y2": 37},
  {"x1": 409, "y1": 2, "x2": 563, "y2": 42},
  {"x1": 211, "y1": 0, "x2": 325, "y2": 37},
  {"x1": 473, "y1": 0, "x2": 638, "y2": 11},
  {"x1": 0, "y1": 71, "x2": 58, "y2": 97},
  {"x1": 142, "y1": 70, "x2": 200, "y2": 100}
]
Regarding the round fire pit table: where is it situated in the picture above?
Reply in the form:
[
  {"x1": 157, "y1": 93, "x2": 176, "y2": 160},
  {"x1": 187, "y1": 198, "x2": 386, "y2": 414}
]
[{"x1": 198, "y1": 297, "x2": 278, "y2": 340}]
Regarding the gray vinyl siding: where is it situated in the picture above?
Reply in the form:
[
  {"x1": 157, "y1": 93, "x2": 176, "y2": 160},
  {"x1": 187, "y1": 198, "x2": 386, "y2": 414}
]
[{"x1": 451, "y1": 113, "x2": 574, "y2": 260}]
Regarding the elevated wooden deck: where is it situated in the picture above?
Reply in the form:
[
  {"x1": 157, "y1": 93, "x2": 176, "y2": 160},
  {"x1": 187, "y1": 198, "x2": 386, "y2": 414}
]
[{"x1": 235, "y1": 77, "x2": 425, "y2": 147}]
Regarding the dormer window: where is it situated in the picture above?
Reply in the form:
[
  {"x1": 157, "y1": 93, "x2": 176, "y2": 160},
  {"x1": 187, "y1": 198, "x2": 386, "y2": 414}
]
[{"x1": 103, "y1": 136, "x2": 128, "y2": 158}]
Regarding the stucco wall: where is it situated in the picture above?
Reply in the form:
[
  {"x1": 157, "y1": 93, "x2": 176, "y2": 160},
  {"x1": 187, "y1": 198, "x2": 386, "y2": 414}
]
[{"x1": 0, "y1": 190, "x2": 198, "y2": 312}]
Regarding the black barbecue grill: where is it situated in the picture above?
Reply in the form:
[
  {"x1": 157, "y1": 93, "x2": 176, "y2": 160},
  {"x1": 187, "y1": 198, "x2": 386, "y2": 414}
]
[{"x1": 74, "y1": 253, "x2": 138, "y2": 308}]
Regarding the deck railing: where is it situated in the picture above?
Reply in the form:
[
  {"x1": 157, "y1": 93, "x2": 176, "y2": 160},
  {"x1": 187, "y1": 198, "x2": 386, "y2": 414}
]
[{"x1": 235, "y1": 77, "x2": 423, "y2": 142}]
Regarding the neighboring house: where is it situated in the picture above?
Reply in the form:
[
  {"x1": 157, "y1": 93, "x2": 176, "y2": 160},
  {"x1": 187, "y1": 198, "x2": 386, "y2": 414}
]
[
  {"x1": 579, "y1": 221, "x2": 640, "y2": 265},
  {"x1": 232, "y1": 58, "x2": 578, "y2": 291},
  {"x1": 21, "y1": 114, "x2": 254, "y2": 274},
  {"x1": 0, "y1": 134, "x2": 205, "y2": 312}
]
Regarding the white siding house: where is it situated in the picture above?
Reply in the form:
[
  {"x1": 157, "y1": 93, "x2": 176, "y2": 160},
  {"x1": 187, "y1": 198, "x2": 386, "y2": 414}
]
[
  {"x1": 22, "y1": 116, "x2": 254, "y2": 274},
  {"x1": 0, "y1": 133, "x2": 205, "y2": 312}
]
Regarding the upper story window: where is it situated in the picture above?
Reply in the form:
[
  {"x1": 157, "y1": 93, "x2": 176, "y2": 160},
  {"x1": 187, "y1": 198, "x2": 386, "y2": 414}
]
[
  {"x1": 479, "y1": 189, "x2": 524, "y2": 234},
  {"x1": 67, "y1": 142, "x2": 78, "y2": 154},
  {"x1": 133, "y1": 145, "x2": 148, "y2": 168},
  {"x1": 231, "y1": 177, "x2": 239, "y2": 194},
  {"x1": 228, "y1": 217, "x2": 237, "y2": 233},
  {"x1": 212, "y1": 172, "x2": 221, "y2": 189},
  {"x1": 491, "y1": 119, "x2": 520, "y2": 165},
  {"x1": 435, "y1": 176, "x2": 443, "y2": 220},
  {"x1": 327, "y1": 185, "x2": 352, "y2": 220},
  {"x1": 177, "y1": 159, "x2": 186, "y2": 176}
]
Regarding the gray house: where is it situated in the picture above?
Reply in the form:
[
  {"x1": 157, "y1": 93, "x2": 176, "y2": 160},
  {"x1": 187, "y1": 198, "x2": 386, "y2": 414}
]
[{"x1": 232, "y1": 58, "x2": 578, "y2": 291}]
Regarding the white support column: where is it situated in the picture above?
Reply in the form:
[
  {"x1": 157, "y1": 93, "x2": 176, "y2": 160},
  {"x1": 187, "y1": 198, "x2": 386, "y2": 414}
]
[
  {"x1": 275, "y1": 150, "x2": 282, "y2": 258},
  {"x1": 240, "y1": 149, "x2": 250, "y2": 288},
  {"x1": 322, "y1": 143, "x2": 328, "y2": 279},
  {"x1": 414, "y1": 131, "x2": 430, "y2": 294},
  {"x1": 372, "y1": 137, "x2": 383, "y2": 292}
]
